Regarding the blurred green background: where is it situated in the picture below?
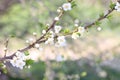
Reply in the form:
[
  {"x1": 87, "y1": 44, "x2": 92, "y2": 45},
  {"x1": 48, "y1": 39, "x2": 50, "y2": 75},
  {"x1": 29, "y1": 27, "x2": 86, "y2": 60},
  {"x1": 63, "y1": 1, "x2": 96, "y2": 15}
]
[{"x1": 0, "y1": 0, "x2": 120, "y2": 80}]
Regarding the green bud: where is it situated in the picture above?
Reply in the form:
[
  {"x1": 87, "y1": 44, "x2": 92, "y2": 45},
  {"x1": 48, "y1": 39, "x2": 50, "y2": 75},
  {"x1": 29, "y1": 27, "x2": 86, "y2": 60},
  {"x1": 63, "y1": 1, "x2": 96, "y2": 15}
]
[
  {"x1": 71, "y1": 1, "x2": 77, "y2": 8},
  {"x1": 95, "y1": 21, "x2": 101, "y2": 26},
  {"x1": 109, "y1": 2, "x2": 116, "y2": 10}
]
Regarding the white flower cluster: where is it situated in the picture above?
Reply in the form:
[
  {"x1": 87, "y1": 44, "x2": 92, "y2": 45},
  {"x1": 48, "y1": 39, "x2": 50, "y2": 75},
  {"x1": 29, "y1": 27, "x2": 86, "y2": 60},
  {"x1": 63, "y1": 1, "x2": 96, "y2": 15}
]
[
  {"x1": 45, "y1": 37, "x2": 54, "y2": 45},
  {"x1": 115, "y1": 2, "x2": 120, "y2": 12},
  {"x1": 10, "y1": 51, "x2": 27, "y2": 69},
  {"x1": 55, "y1": 36, "x2": 66, "y2": 47},
  {"x1": 26, "y1": 38, "x2": 35, "y2": 44},
  {"x1": 44, "y1": 3, "x2": 72, "y2": 47},
  {"x1": 45, "y1": 25, "x2": 66, "y2": 47},
  {"x1": 72, "y1": 26, "x2": 85, "y2": 39},
  {"x1": 34, "y1": 43, "x2": 43, "y2": 51}
]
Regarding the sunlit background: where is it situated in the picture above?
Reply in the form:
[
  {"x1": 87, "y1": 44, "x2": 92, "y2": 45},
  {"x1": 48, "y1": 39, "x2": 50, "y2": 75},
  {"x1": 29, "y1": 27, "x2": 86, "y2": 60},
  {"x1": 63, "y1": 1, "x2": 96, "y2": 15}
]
[{"x1": 0, "y1": 0, "x2": 120, "y2": 80}]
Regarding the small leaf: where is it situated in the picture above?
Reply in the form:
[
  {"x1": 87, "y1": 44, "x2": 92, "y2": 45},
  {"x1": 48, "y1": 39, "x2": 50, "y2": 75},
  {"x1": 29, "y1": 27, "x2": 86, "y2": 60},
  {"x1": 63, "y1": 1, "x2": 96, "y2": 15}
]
[
  {"x1": 38, "y1": 22, "x2": 44, "y2": 28},
  {"x1": 99, "y1": 12, "x2": 104, "y2": 17},
  {"x1": 0, "y1": 63, "x2": 3, "y2": 67},
  {"x1": 107, "y1": 14, "x2": 112, "y2": 20},
  {"x1": 63, "y1": 29, "x2": 70, "y2": 34},
  {"x1": 95, "y1": 21, "x2": 101, "y2": 26},
  {"x1": 24, "y1": 51, "x2": 29, "y2": 56},
  {"x1": 76, "y1": 32, "x2": 81, "y2": 36},
  {"x1": 109, "y1": 2, "x2": 116, "y2": 9},
  {"x1": 3, "y1": 68, "x2": 7, "y2": 74},
  {"x1": 38, "y1": 22, "x2": 46, "y2": 30},
  {"x1": 71, "y1": 1, "x2": 77, "y2": 8},
  {"x1": 25, "y1": 59, "x2": 34, "y2": 66}
]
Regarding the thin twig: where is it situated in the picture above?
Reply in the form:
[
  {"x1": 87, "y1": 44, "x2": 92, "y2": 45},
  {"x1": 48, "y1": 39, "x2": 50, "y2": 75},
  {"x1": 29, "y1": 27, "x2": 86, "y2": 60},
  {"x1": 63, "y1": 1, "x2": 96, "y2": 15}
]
[
  {"x1": 4, "y1": 38, "x2": 9, "y2": 57},
  {"x1": 84, "y1": 8, "x2": 114, "y2": 29}
]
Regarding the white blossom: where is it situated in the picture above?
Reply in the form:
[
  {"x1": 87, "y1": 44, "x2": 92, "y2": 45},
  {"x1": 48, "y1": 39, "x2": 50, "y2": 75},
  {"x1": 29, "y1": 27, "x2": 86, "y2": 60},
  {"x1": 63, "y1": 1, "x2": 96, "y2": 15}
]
[
  {"x1": 62, "y1": 3, "x2": 72, "y2": 11},
  {"x1": 34, "y1": 43, "x2": 40, "y2": 48},
  {"x1": 27, "y1": 65, "x2": 31, "y2": 69},
  {"x1": 50, "y1": 31, "x2": 55, "y2": 38},
  {"x1": 71, "y1": 26, "x2": 85, "y2": 39},
  {"x1": 57, "y1": 9, "x2": 61, "y2": 13},
  {"x1": 10, "y1": 57, "x2": 25, "y2": 69},
  {"x1": 26, "y1": 40, "x2": 29, "y2": 43},
  {"x1": 71, "y1": 33, "x2": 80, "y2": 39},
  {"x1": 10, "y1": 56, "x2": 18, "y2": 67},
  {"x1": 115, "y1": 2, "x2": 120, "y2": 12},
  {"x1": 42, "y1": 30, "x2": 46, "y2": 34},
  {"x1": 29, "y1": 38, "x2": 34, "y2": 42},
  {"x1": 74, "y1": 24, "x2": 79, "y2": 27},
  {"x1": 15, "y1": 60, "x2": 26, "y2": 69},
  {"x1": 56, "y1": 36, "x2": 66, "y2": 47},
  {"x1": 46, "y1": 24, "x2": 50, "y2": 27},
  {"x1": 97, "y1": 27, "x2": 102, "y2": 31},
  {"x1": 78, "y1": 26, "x2": 85, "y2": 33},
  {"x1": 50, "y1": 31, "x2": 54, "y2": 34},
  {"x1": 45, "y1": 37, "x2": 54, "y2": 45},
  {"x1": 15, "y1": 51, "x2": 26, "y2": 60},
  {"x1": 33, "y1": 32, "x2": 37, "y2": 36},
  {"x1": 54, "y1": 25, "x2": 62, "y2": 33},
  {"x1": 54, "y1": 17, "x2": 59, "y2": 21},
  {"x1": 10, "y1": 51, "x2": 27, "y2": 69}
]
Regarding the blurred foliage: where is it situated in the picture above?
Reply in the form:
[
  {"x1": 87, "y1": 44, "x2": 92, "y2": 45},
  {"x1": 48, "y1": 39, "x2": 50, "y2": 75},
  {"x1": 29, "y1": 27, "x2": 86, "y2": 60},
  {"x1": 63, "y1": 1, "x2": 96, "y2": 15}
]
[{"x1": 8, "y1": 59, "x2": 120, "y2": 80}]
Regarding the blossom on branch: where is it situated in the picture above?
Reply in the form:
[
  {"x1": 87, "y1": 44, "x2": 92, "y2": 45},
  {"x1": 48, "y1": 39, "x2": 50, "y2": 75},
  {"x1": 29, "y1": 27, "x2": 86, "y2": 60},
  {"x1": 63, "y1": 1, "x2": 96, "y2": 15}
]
[
  {"x1": 115, "y1": 2, "x2": 120, "y2": 12},
  {"x1": 10, "y1": 51, "x2": 27, "y2": 69},
  {"x1": 56, "y1": 36, "x2": 66, "y2": 47},
  {"x1": 71, "y1": 26, "x2": 85, "y2": 39},
  {"x1": 42, "y1": 30, "x2": 46, "y2": 34},
  {"x1": 78, "y1": 26, "x2": 85, "y2": 34},
  {"x1": 62, "y1": 3, "x2": 72, "y2": 11},
  {"x1": 54, "y1": 25, "x2": 62, "y2": 33},
  {"x1": 34, "y1": 43, "x2": 40, "y2": 48},
  {"x1": 72, "y1": 32, "x2": 80, "y2": 39},
  {"x1": 10, "y1": 58, "x2": 25, "y2": 69},
  {"x1": 45, "y1": 37, "x2": 54, "y2": 45},
  {"x1": 54, "y1": 17, "x2": 59, "y2": 21}
]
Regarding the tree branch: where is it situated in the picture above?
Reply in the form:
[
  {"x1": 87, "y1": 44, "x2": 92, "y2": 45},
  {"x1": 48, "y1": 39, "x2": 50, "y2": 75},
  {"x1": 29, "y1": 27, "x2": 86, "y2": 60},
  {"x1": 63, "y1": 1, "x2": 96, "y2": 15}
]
[
  {"x1": 84, "y1": 8, "x2": 114, "y2": 29},
  {"x1": 0, "y1": 10, "x2": 64, "y2": 61},
  {"x1": 0, "y1": 2, "x2": 115, "y2": 62}
]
